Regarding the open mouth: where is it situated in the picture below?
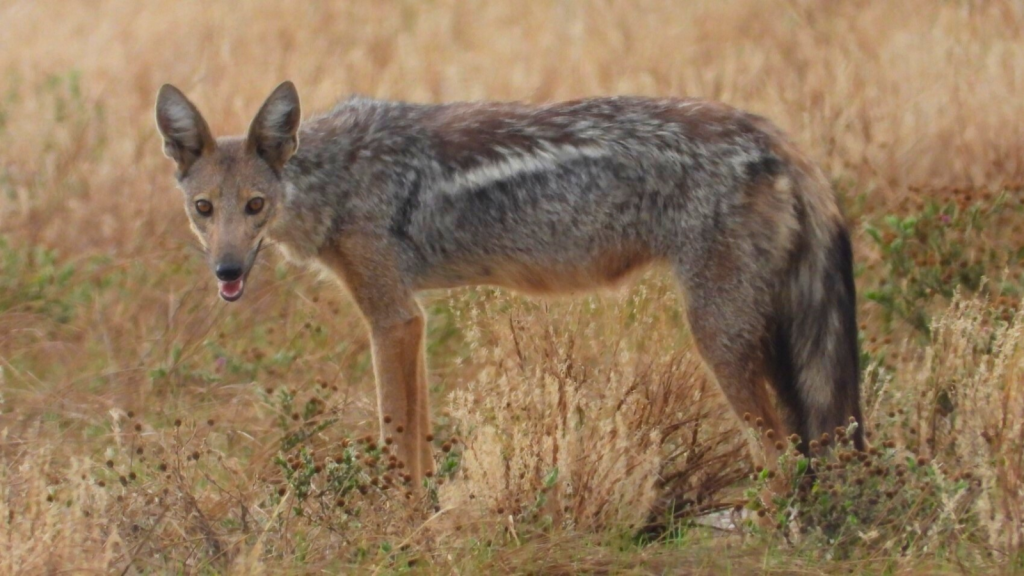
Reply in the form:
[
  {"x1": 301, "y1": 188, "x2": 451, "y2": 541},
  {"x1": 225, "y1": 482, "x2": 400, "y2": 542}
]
[
  {"x1": 218, "y1": 278, "x2": 245, "y2": 302},
  {"x1": 215, "y1": 239, "x2": 263, "y2": 303}
]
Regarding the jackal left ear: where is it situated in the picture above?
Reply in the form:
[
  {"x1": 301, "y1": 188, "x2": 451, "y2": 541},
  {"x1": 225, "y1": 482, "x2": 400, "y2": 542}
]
[{"x1": 247, "y1": 81, "x2": 301, "y2": 172}]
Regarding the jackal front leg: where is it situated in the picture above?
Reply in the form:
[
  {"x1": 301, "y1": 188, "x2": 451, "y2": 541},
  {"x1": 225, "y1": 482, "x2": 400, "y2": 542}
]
[
  {"x1": 368, "y1": 310, "x2": 434, "y2": 487},
  {"x1": 317, "y1": 241, "x2": 436, "y2": 489}
]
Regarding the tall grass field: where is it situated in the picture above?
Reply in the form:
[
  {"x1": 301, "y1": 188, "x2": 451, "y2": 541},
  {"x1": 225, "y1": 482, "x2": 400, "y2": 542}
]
[{"x1": 2, "y1": 1, "x2": 1024, "y2": 573}]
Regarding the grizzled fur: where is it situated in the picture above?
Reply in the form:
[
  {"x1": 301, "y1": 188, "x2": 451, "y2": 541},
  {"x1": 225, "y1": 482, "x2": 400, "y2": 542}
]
[{"x1": 156, "y1": 82, "x2": 866, "y2": 483}]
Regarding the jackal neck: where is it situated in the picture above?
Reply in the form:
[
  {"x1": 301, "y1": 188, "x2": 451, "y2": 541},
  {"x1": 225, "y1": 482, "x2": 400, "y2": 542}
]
[{"x1": 269, "y1": 147, "x2": 344, "y2": 263}]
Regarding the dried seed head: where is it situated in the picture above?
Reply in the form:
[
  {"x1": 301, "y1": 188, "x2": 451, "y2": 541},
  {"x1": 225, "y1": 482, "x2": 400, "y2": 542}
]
[
  {"x1": 754, "y1": 417, "x2": 765, "y2": 428},
  {"x1": 396, "y1": 425, "x2": 405, "y2": 434},
  {"x1": 425, "y1": 434, "x2": 434, "y2": 442},
  {"x1": 765, "y1": 429, "x2": 775, "y2": 439},
  {"x1": 383, "y1": 415, "x2": 393, "y2": 424},
  {"x1": 774, "y1": 441, "x2": 785, "y2": 451},
  {"x1": 174, "y1": 419, "x2": 182, "y2": 427}
]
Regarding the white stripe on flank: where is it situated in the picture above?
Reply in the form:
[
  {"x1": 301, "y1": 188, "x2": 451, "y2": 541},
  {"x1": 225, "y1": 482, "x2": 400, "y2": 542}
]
[{"x1": 442, "y1": 143, "x2": 611, "y2": 194}]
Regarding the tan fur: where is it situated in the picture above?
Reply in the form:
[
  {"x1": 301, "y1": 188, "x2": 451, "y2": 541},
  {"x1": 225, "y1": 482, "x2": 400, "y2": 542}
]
[{"x1": 317, "y1": 235, "x2": 435, "y2": 479}]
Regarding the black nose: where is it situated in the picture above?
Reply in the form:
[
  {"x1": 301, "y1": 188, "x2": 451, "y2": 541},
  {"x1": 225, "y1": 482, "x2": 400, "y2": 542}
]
[{"x1": 215, "y1": 263, "x2": 244, "y2": 282}]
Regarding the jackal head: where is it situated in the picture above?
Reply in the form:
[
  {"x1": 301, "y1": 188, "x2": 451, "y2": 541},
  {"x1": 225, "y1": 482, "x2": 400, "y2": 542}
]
[{"x1": 155, "y1": 82, "x2": 301, "y2": 302}]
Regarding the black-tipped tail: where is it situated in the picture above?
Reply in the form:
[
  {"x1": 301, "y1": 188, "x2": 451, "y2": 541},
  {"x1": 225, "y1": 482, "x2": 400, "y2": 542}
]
[{"x1": 768, "y1": 224, "x2": 866, "y2": 453}]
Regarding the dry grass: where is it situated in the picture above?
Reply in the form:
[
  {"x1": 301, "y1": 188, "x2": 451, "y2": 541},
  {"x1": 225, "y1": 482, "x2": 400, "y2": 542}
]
[{"x1": 3, "y1": 0, "x2": 1024, "y2": 573}]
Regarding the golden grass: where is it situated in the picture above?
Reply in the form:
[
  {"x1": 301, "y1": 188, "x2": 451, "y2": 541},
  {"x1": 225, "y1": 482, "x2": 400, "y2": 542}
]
[{"x1": 2, "y1": 0, "x2": 1024, "y2": 573}]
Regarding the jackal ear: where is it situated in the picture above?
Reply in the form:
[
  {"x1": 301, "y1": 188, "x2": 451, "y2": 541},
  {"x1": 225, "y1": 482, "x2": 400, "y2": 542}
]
[
  {"x1": 155, "y1": 84, "x2": 216, "y2": 178},
  {"x1": 247, "y1": 81, "x2": 301, "y2": 173}
]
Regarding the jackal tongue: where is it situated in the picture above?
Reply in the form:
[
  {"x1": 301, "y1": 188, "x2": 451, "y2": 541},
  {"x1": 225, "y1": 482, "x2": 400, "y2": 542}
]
[{"x1": 219, "y1": 279, "x2": 244, "y2": 300}]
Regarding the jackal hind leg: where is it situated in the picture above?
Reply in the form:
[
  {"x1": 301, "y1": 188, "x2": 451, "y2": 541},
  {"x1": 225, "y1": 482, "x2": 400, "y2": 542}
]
[{"x1": 679, "y1": 279, "x2": 791, "y2": 473}]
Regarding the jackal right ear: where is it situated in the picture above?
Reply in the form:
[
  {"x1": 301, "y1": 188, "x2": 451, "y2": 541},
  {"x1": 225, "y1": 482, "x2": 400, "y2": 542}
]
[
  {"x1": 155, "y1": 84, "x2": 216, "y2": 178},
  {"x1": 246, "y1": 81, "x2": 301, "y2": 173}
]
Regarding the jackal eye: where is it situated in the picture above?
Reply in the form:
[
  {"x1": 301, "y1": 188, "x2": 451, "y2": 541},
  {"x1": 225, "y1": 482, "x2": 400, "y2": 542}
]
[
  {"x1": 245, "y1": 197, "x2": 265, "y2": 215},
  {"x1": 195, "y1": 200, "x2": 213, "y2": 216}
]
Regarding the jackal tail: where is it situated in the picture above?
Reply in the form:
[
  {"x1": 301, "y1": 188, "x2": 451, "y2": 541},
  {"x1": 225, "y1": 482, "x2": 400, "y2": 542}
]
[{"x1": 770, "y1": 176, "x2": 866, "y2": 452}]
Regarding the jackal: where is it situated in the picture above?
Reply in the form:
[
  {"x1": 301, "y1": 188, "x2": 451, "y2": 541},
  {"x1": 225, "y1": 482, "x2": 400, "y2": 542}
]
[{"x1": 155, "y1": 81, "x2": 866, "y2": 483}]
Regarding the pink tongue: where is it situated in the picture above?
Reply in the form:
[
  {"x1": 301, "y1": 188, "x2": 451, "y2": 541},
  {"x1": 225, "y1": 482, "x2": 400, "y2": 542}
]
[{"x1": 220, "y1": 279, "x2": 243, "y2": 298}]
